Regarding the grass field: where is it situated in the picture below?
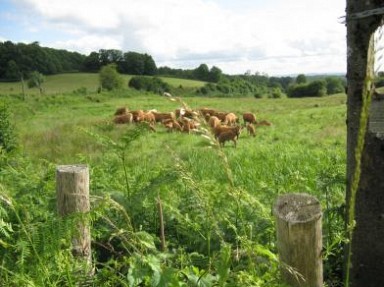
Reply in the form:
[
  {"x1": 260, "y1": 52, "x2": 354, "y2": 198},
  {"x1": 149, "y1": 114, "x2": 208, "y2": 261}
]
[
  {"x1": 0, "y1": 73, "x2": 206, "y2": 95},
  {"x1": 0, "y1": 75, "x2": 346, "y2": 286}
]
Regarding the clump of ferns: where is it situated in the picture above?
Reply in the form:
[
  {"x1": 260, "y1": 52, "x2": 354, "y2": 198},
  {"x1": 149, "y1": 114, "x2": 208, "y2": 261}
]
[
  {"x1": 80, "y1": 123, "x2": 149, "y2": 198},
  {"x1": 0, "y1": 191, "x2": 83, "y2": 285}
]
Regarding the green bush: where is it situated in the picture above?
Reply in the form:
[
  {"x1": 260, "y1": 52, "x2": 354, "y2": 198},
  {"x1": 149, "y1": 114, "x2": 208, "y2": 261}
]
[
  {"x1": 128, "y1": 76, "x2": 171, "y2": 94},
  {"x1": 0, "y1": 102, "x2": 17, "y2": 153},
  {"x1": 288, "y1": 80, "x2": 327, "y2": 97},
  {"x1": 99, "y1": 64, "x2": 123, "y2": 91}
]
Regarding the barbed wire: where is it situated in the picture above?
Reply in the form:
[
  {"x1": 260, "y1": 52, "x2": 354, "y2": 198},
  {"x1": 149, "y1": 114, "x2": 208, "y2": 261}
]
[{"x1": 339, "y1": 6, "x2": 384, "y2": 24}]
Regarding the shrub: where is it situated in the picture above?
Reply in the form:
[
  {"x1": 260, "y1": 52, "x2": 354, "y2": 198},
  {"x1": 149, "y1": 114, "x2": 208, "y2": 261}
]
[
  {"x1": 99, "y1": 64, "x2": 123, "y2": 91},
  {"x1": 268, "y1": 87, "x2": 286, "y2": 99},
  {"x1": 288, "y1": 80, "x2": 327, "y2": 97},
  {"x1": 325, "y1": 77, "x2": 345, "y2": 95},
  {"x1": 0, "y1": 103, "x2": 17, "y2": 153},
  {"x1": 128, "y1": 76, "x2": 171, "y2": 94}
]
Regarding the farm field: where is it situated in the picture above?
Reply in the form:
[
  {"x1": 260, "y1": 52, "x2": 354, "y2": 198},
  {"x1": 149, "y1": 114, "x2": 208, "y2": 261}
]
[
  {"x1": 0, "y1": 78, "x2": 347, "y2": 286},
  {"x1": 0, "y1": 73, "x2": 206, "y2": 95}
]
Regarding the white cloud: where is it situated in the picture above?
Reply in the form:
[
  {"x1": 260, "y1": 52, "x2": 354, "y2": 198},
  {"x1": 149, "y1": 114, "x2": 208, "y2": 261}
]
[
  {"x1": 50, "y1": 35, "x2": 123, "y2": 54},
  {"x1": 15, "y1": 0, "x2": 346, "y2": 75}
]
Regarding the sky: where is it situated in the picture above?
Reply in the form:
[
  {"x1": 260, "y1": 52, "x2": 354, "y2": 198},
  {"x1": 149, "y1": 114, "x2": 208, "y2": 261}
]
[{"x1": 0, "y1": 0, "x2": 347, "y2": 76}]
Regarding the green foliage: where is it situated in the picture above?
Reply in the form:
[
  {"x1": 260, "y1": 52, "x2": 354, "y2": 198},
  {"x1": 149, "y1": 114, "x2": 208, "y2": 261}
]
[
  {"x1": 288, "y1": 80, "x2": 327, "y2": 97},
  {"x1": 27, "y1": 71, "x2": 45, "y2": 96},
  {"x1": 296, "y1": 74, "x2": 307, "y2": 84},
  {"x1": 128, "y1": 76, "x2": 171, "y2": 94},
  {"x1": 0, "y1": 102, "x2": 17, "y2": 153},
  {"x1": 0, "y1": 92, "x2": 347, "y2": 286},
  {"x1": 27, "y1": 71, "x2": 45, "y2": 88},
  {"x1": 5, "y1": 60, "x2": 20, "y2": 81},
  {"x1": 325, "y1": 77, "x2": 345, "y2": 95},
  {"x1": 0, "y1": 41, "x2": 85, "y2": 80},
  {"x1": 99, "y1": 64, "x2": 123, "y2": 91},
  {"x1": 193, "y1": 64, "x2": 223, "y2": 83}
]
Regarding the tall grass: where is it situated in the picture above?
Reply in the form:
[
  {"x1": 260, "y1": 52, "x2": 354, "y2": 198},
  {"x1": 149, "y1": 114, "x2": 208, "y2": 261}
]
[{"x1": 0, "y1": 86, "x2": 347, "y2": 285}]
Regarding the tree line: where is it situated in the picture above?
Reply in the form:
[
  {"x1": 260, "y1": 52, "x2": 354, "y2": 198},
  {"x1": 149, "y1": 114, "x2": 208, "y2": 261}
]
[
  {"x1": 0, "y1": 41, "x2": 222, "y2": 82},
  {"x1": 0, "y1": 41, "x2": 85, "y2": 81},
  {"x1": 0, "y1": 40, "x2": 348, "y2": 98}
]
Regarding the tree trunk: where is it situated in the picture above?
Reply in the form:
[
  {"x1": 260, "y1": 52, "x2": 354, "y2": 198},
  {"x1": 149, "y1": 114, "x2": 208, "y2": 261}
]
[{"x1": 345, "y1": 1, "x2": 384, "y2": 286}]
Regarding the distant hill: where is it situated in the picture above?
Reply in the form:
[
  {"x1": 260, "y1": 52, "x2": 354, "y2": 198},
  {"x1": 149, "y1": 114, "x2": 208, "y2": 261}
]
[{"x1": 0, "y1": 73, "x2": 206, "y2": 95}]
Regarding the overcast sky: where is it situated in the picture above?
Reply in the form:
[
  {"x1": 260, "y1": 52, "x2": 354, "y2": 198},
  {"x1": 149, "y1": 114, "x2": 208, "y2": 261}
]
[{"x1": 0, "y1": 0, "x2": 347, "y2": 76}]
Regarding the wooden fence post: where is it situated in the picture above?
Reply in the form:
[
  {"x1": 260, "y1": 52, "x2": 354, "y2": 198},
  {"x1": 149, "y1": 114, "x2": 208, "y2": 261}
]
[
  {"x1": 273, "y1": 193, "x2": 323, "y2": 287},
  {"x1": 56, "y1": 164, "x2": 92, "y2": 271}
]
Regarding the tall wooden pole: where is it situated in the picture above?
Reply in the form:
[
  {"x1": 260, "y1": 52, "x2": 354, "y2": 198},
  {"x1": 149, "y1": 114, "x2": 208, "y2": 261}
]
[
  {"x1": 273, "y1": 193, "x2": 323, "y2": 287},
  {"x1": 56, "y1": 165, "x2": 92, "y2": 270}
]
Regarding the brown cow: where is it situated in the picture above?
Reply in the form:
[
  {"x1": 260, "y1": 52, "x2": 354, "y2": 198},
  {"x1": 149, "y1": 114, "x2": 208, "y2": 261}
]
[
  {"x1": 213, "y1": 111, "x2": 228, "y2": 122},
  {"x1": 114, "y1": 107, "x2": 129, "y2": 116},
  {"x1": 162, "y1": 119, "x2": 182, "y2": 132},
  {"x1": 213, "y1": 125, "x2": 242, "y2": 140},
  {"x1": 224, "y1": 112, "x2": 238, "y2": 126},
  {"x1": 153, "y1": 111, "x2": 176, "y2": 123},
  {"x1": 218, "y1": 130, "x2": 238, "y2": 148},
  {"x1": 175, "y1": 108, "x2": 197, "y2": 119},
  {"x1": 257, "y1": 120, "x2": 272, "y2": 126},
  {"x1": 113, "y1": 113, "x2": 133, "y2": 124},
  {"x1": 180, "y1": 118, "x2": 198, "y2": 133},
  {"x1": 131, "y1": 110, "x2": 144, "y2": 122},
  {"x1": 199, "y1": 108, "x2": 217, "y2": 118},
  {"x1": 243, "y1": 112, "x2": 257, "y2": 124},
  {"x1": 208, "y1": 116, "x2": 221, "y2": 128},
  {"x1": 246, "y1": 123, "x2": 256, "y2": 137},
  {"x1": 138, "y1": 111, "x2": 156, "y2": 124}
]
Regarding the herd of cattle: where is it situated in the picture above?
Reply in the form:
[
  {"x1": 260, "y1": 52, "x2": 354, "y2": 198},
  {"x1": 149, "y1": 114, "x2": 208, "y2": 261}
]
[{"x1": 112, "y1": 106, "x2": 271, "y2": 147}]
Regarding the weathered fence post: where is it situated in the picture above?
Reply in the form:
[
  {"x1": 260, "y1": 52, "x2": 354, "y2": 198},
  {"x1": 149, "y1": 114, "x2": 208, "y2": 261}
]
[
  {"x1": 56, "y1": 164, "x2": 92, "y2": 271},
  {"x1": 273, "y1": 193, "x2": 323, "y2": 287}
]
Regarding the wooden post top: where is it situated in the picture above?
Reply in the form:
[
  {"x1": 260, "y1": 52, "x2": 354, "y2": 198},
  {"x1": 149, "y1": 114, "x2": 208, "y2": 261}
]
[
  {"x1": 56, "y1": 164, "x2": 88, "y2": 173},
  {"x1": 273, "y1": 193, "x2": 322, "y2": 223}
]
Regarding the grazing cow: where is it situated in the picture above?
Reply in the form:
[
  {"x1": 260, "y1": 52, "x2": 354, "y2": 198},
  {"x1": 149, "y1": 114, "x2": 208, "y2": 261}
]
[
  {"x1": 208, "y1": 116, "x2": 221, "y2": 128},
  {"x1": 175, "y1": 108, "x2": 197, "y2": 119},
  {"x1": 131, "y1": 110, "x2": 144, "y2": 122},
  {"x1": 153, "y1": 111, "x2": 176, "y2": 123},
  {"x1": 138, "y1": 111, "x2": 156, "y2": 124},
  {"x1": 213, "y1": 111, "x2": 228, "y2": 122},
  {"x1": 224, "y1": 112, "x2": 238, "y2": 126},
  {"x1": 162, "y1": 119, "x2": 182, "y2": 132},
  {"x1": 218, "y1": 130, "x2": 238, "y2": 148},
  {"x1": 199, "y1": 108, "x2": 217, "y2": 118},
  {"x1": 243, "y1": 112, "x2": 257, "y2": 124},
  {"x1": 246, "y1": 123, "x2": 256, "y2": 137},
  {"x1": 180, "y1": 117, "x2": 198, "y2": 133},
  {"x1": 213, "y1": 125, "x2": 242, "y2": 140},
  {"x1": 257, "y1": 120, "x2": 272, "y2": 126},
  {"x1": 114, "y1": 107, "x2": 129, "y2": 116},
  {"x1": 113, "y1": 113, "x2": 133, "y2": 124}
]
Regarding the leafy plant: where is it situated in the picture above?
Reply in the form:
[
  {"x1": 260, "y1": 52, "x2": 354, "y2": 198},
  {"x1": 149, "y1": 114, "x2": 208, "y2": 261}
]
[
  {"x1": 0, "y1": 102, "x2": 17, "y2": 153},
  {"x1": 99, "y1": 64, "x2": 123, "y2": 91}
]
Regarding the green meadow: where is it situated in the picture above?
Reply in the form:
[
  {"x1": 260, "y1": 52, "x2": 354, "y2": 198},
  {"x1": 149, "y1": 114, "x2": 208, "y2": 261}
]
[
  {"x1": 0, "y1": 74, "x2": 346, "y2": 286},
  {"x1": 0, "y1": 73, "x2": 206, "y2": 95}
]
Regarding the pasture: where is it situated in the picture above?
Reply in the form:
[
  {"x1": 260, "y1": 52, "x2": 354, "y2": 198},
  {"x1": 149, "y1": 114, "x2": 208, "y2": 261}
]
[
  {"x1": 0, "y1": 73, "x2": 206, "y2": 95},
  {"x1": 0, "y1": 78, "x2": 347, "y2": 286}
]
